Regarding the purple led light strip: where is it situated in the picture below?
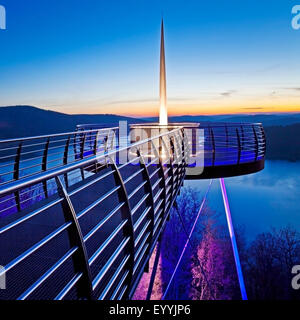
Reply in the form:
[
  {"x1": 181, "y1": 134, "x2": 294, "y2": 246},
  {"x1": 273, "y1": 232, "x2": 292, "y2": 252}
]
[
  {"x1": 161, "y1": 179, "x2": 213, "y2": 300},
  {"x1": 219, "y1": 178, "x2": 248, "y2": 300}
]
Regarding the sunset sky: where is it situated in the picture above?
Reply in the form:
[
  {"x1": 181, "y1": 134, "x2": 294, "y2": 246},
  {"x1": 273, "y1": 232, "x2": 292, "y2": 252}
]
[{"x1": 0, "y1": 0, "x2": 300, "y2": 117}]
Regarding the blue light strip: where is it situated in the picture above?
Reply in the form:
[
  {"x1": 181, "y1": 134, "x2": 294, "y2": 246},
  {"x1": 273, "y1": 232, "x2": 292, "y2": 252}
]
[
  {"x1": 161, "y1": 179, "x2": 213, "y2": 300},
  {"x1": 219, "y1": 178, "x2": 248, "y2": 300}
]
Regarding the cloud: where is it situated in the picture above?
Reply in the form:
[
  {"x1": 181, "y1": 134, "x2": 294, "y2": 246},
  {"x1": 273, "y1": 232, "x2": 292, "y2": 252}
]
[
  {"x1": 104, "y1": 97, "x2": 198, "y2": 106},
  {"x1": 205, "y1": 64, "x2": 281, "y2": 75},
  {"x1": 105, "y1": 98, "x2": 157, "y2": 106},
  {"x1": 241, "y1": 107, "x2": 265, "y2": 110},
  {"x1": 285, "y1": 87, "x2": 300, "y2": 91},
  {"x1": 220, "y1": 90, "x2": 236, "y2": 97}
]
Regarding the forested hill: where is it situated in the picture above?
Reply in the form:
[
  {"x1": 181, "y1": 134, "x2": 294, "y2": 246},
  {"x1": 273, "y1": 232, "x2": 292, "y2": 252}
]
[
  {"x1": 264, "y1": 123, "x2": 300, "y2": 161},
  {"x1": 0, "y1": 106, "x2": 300, "y2": 161},
  {"x1": 0, "y1": 106, "x2": 144, "y2": 139}
]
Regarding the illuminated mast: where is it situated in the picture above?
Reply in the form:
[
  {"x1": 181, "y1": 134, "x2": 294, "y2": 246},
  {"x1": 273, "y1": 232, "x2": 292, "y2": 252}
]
[{"x1": 159, "y1": 19, "x2": 168, "y2": 125}]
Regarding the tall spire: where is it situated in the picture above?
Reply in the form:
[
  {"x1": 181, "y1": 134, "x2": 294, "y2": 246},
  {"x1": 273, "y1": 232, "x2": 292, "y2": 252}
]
[{"x1": 159, "y1": 19, "x2": 168, "y2": 125}]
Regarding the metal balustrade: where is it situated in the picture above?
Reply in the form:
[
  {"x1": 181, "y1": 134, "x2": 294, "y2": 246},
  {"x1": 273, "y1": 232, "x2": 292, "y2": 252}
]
[
  {"x1": 0, "y1": 121, "x2": 266, "y2": 300},
  {"x1": 0, "y1": 128, "x2": 118, "y2": 215},
  {"x1": 0, "y1": 127, "x2": 188, "y2": 300},
  {"x1": 128, "y1": 122, "x2": 266, "y2": 179},
  {"x1": 193, "y1": 122, "x2": 266, "y2": 178}
]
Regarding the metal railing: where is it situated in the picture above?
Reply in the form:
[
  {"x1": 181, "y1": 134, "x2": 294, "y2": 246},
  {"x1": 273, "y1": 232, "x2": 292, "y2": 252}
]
[
  {"x1": 0, "y1": 127, "x2": 189, "y2": 300},
  {"x1": 159, "y1": 122, "x2": 266, "y2": 167},
  {"x1": 0, "y1": 128, "x2": 118, "y2": 213},
  {"x1": 128, "y1": 122, "x2": 266, "y2": 178},
  {"x1": 198, "y1": 122, "x2": 266, "y2": 166}
]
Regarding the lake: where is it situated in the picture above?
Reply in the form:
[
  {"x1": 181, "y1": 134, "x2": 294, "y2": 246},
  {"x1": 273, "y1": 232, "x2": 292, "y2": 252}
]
[{"x1": 185, "y1": 160, "x2": 300, "y2": 240}]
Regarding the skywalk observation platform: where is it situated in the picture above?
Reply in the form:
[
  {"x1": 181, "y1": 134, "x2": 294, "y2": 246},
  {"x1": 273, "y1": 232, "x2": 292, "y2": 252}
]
[{"x1": 0, "y1": 122, "x2": 266, "y2": 300}]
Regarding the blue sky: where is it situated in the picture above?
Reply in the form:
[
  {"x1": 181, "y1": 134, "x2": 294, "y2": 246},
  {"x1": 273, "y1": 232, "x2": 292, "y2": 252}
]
[{"x1": 0, "y1": 0, "x2": 300, "y2": 116}]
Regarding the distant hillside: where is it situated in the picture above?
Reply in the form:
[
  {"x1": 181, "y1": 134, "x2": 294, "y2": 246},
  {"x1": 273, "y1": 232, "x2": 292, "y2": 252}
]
[
  {"x1": 0, "y1": 106, "x2": 145, "y2": 139},
  {"x1": 1, "y1": 106, "x2": 299, "y2": 162},
  {"x1": 264, "y1": 123, "x2": 300, "y2": 161},
  {"x1": 145, "y1": 113, "x2": 300, "y2": 127}
]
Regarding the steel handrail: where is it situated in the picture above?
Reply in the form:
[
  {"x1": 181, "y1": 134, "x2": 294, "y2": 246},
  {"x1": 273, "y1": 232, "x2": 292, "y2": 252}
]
[{"x1": 0, "y1": 127, "x2": 183, "y2": 197}]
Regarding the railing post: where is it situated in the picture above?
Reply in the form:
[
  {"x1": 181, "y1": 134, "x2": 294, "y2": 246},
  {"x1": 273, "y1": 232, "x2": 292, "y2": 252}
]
[
  {"x1": 225, "y1": 124, "x2": 229, "y2": 148},
  {"x1": 109, "y1": 156, "x2": 135, "y2": 300},
  {"x1": 181, "y1": 128, "x2": 190, "y2": 169},
  {"x1": 240, "y1": 125, "x2": 245, "y2": 148},
  {"x1": 63, "y1": 137, "x2": 71, "y2": 188},
  {"x1": 236, "y1": 128, "x2": 241, "y2": 165},
  {"x1": 151, "y1": 138, "x2": 167, "y2": 227},
  {"x1": 161, "y1": 135, "x2": 174, "y2": 212},
  {"x1": 210, "y1": 128, "x2": 216, "y2": 166},
  {"x1": 252, "y1": 125, "x2": 258, "y2": 161},
  {"x1": 42, "y1": 138, "x2": 50, "y2": 197},
  {"x1": 13, "y1": 142, "x2": 22, "y2": 211},
  {"x1": 55, "y1": 176, "x2": 94, "y2": 300},
  {"x1": 80, "y1": 133, "x2": 86, "y2": 180},
  {"x1": 136, "y1": 149, "x2": 155, "y2": 264},
  {"x1": 93, "y1": 130, "x2": 100, "y2": 173},
  {"x1": 173, "y1": 132, "x2": 184, "y2": 187},
  {"x1": 158, "y1": 137, "x2": 168, "y2": 218},
  {"x1": 260, "y1": 125, "x2": 266, "y2": 155},
  {"x1": 94, "y1": 130, "x2": 99, "y2": 155}
]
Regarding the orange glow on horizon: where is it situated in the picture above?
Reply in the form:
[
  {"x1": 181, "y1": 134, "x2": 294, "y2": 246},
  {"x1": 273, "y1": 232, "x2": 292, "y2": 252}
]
[{"x1": 45, "y1": 97, "x2": 300, "y2": 117}]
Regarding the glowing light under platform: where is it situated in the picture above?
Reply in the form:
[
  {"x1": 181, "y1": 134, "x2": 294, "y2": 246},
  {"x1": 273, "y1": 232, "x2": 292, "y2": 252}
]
[{"x1": 220, "y1": 178, "x2": 248, "y2": 300}]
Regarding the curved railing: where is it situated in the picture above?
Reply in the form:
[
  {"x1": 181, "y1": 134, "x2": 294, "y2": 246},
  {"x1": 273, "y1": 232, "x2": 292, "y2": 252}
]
[
  {"x1": 128, "y1": 122, "x2": 266, "y2": 179},
  {"x1": 0, "y1": 128, "x2": 188, "y2": 300},
  {"x1": 182, "y1": 122, "x2": 266, "y2": 179},
  {"x1": 198, "y1": 122, "x2": 266, "y2": 166}
]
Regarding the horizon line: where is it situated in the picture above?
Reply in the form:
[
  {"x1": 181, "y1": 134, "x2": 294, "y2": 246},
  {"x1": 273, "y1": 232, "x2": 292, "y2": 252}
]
[{"x1": 1, "y1": 105, "x2": 300, "y2": 118}]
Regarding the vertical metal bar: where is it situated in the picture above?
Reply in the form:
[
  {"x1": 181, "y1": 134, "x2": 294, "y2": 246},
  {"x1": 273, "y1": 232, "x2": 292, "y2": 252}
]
[
  {"x1": 181, "y1": 128, "x2": 190, "y2": 168},
  {"x1": 146, "y1": 237, "x2": 162, "y2": 300},
  {"x1": 151, "y1": 138, "x2": 167, "y2": 223},
  {"x1": 13, "y1": 142, "x2": 22, "y2": 211},
  {"x1": 162, "y1": 135, "x2": 174, "y2": 211},
  {"x1": 173, "y1": 132, "x2": 184, "y2": 186},
  {"x1": 252, "y1": 125, "x2": 258, "y2": 161},
  {"x1": 109, "y1": 156, "x2": 135, "y2": 299},
  {"x1": 158, "y1": 137, "x2": 168, "y2": 217},
  {"x1": 210, "y1": 128, "x2": 216, "y2": 166},
  {"x1": 104, "y1": 129, "x2": 111, "y2": 153},
  {"x1": 240, "y1": 125, "x2": 245, "y2": 147},
  {"x1": 73, "y1": 132, "x2": 79, "y2": 159},
  {"x1": 93, "y1": 130, "x2": 100, "y2": 173},
  {"x1": 225, "y1": 124, "x2": 229, "y2": 148},
  {"x1": 80, "y1": 133, "x2": 86, "y2": 180},
  {"x1": 42, "y1": 138, "x2": 50, "y2": 197},
  {"x1": 260, "y1": 125, "x2": 266, "y2": 155},
  {"x1": 137, "y1": 149, "x2": 155, "y2": 262},
  {"x1": 55, "y1": 176, "x2": 94, "y2": 300},
  {"x1": 80, "y1": 133, "x2": 86, "y2": 158},
  {"x1": 170, "y1": 134, "x2": 180, "y2": 191},
  {"x1": 179, "y1": 128, "x2": 188, "y2": 189},
  {"x1": 63, "y1": 137, "x2": 71, "y2": 188},
  {"x1": 219, "y1": 178, "x2": 248, "y2": 300},
  {"x1": 94, "y1": 130, "x2": 99, "y2": 155},
  {"x1": 236, "y1": 128, "x2": 241, "y2": 165}
]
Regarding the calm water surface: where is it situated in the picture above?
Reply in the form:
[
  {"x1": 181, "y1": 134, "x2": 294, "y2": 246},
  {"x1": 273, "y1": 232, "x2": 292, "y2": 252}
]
[{"x1": 186, "y1": 161, "x2": 300, "y2": 240}]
